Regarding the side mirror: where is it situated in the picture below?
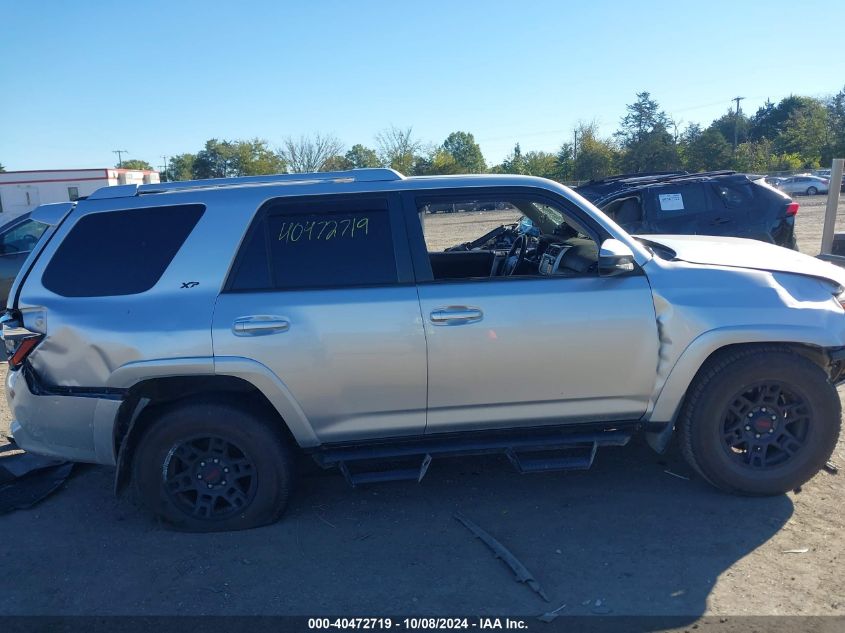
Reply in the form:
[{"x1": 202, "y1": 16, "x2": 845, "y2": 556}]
[{"x1": 599, "y1": 238, "x2": 637, "y2": 277}]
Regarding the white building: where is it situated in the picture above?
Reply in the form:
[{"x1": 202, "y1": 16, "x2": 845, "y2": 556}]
[{"x1": 0, "y1": 168, "x2": 161, "y2": 219}]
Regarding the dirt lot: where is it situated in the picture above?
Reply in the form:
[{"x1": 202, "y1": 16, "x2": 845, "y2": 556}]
[{"x1": 1, "y1": 193, "x2": 844, "y2": 618}]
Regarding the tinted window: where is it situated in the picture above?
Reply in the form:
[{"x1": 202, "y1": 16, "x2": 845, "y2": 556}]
[
  {"x1": 713, "y1": 183, "x2": 754, "y2": 208},
  {"x1": 42, "y1": 204, "x2": 204, "y2": 297},
  {"x1": 228, "y1": 196, "x2": 398, "y2": 291},
  {"x1": 651, "y1": 185, "x2": 708, "y2": 216}
]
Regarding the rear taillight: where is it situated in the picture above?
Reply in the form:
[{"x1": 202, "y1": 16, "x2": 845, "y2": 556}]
[
  {"x1": 786, "y1": 202, "x2": 799, "y2": 216},
  {"x1": 8, "y1": 335, "x2": 42, "y2": 370},
  {"x1": 1, "y1": 313, "x2": 43, "y2": 370}
]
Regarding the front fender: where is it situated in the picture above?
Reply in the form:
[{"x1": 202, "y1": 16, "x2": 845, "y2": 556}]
[{"x1": 645, "y1": 324, "x2": 841, "y2": 452}]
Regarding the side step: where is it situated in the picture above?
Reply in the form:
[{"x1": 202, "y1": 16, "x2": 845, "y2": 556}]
[{"x1": 312, "y1": 426, "x2": 634, "y2": 487}]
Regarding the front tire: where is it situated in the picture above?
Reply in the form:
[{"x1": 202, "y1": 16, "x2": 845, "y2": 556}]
[
  {"x1": 132, "y1": 400, "x2": 294, "y2": 531},
  {"x1": 679, "y1": 347, "x2": 840, "y2": 495}
]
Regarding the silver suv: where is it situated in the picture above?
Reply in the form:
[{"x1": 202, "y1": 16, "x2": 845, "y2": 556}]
[{"x1": 3, "y1": 168, "x2": 844, "y2": 531}]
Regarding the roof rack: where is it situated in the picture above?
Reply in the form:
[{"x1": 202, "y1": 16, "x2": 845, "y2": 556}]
[
  {"x1": 588, "y1": 170, "x2": 687, "y2": 184},
  {"x1": 87, "y1": 168, "x2": 404, "y2": 200}
]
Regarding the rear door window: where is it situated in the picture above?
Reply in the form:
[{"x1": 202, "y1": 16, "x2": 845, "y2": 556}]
[
  {"x1": 227, "y1": 195, "x2": 404, "y2": 291},
  {"x1": 42, "y1": 204, "x2": 204, "y2": 297}
]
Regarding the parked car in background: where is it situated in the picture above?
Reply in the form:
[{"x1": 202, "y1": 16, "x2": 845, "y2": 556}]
[
  {"x1": 777, "y1": 175, "x2": 830, "y2": 196},
  {"x1": 0, "y1": 213, "x2": 48, "y2": 304},
  {"x1": 764, "y1": 176, "x2": 787, "y2": 187},
  {"x1": 3, "y1": 169, "x2": 843, "y2": 532},
  {"x1": 575, "y1": 171, "x2": 798, "y2": 249}
]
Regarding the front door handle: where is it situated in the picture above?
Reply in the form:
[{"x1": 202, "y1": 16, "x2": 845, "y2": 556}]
[
  {"x1": 233, "y1": 316, "x2": 290, "y2": 335},
  {"x1": 710, "y1": 217, "x2": 731, "y2": 225},
  {"x1": 430, "y1": 306, "x2": 483, "y2": 326}
]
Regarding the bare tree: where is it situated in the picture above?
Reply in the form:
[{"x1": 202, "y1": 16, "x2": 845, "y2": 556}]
[
  {"x1": 279, "y1": 134, "x2": 344, "y2": 173},
  {"x1": 376, "y1": 126, "x2": 422, "y2": 174}
]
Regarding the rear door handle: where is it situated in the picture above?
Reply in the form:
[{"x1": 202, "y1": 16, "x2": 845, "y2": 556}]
[
  {"x1": 233, "y1": 316, "x2": 290, "y2": 335},
  {"x1": 430, "y1": 306, "x2": 483, "y2": 325},
  {"x1": 710, "y1": 218, "x2": 731, "y2": 225}
]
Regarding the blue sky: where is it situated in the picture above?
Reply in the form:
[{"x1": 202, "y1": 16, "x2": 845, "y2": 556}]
[{"x1": 1, "y1": 0, "x2": 843, "y2": 171}]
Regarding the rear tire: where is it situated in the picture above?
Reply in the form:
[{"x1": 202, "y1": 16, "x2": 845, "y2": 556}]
[
  {"x1": 678, "y1": 347, "x2": 840, "y2": 495},
  {"x1": 132, "y1": 400, "x2": 294, "y2": 531},
  {"x1": 806, "y1": 186, "x2": 818, "y2": 196}
]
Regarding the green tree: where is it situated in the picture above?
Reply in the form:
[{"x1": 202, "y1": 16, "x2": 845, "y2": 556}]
[
  {"x1": 376, "y1": 126, "x2": 421, "y2": 174},
  {"x1": 555, "y1": 142, "x2": 575, "y2": 182},
  {"x1": 749, "y1": 95, "x2": 820, "y2": 141},
  {"x1": 192, "y1": 138, "x2": 285, "y2": 179},
  {"x1": 344, "y1": 144, "x2": 381, "y2": 169},
  {"x1": 709, "y1": 109, "x2": 750, "y2": 148},
  {"x1": 573, "y1": 124, "x2": 618, "y2": 181},
  {"x1": 0, "y1": 163, "x2": 5, "y2": 172},
  {"x1": 775, "y1": 99, "x2": 829, "y2": 167},
  {"x1": 523, "y1": 151, "x2": 558, "y2": 179},
  {"x1": 413, "y1": 147, "x2": 462, "y2": 175},
  {"x1": 615, "y1": 92, "x2": 679, "y2": 172},
  {"x1": 440, "y1": 131, "x2": 486, "y2": 173},
  {"x1": 321, "y1": 155, "x2": 353, "y2": 171},
  {"x1": 733, "y1": 139, "x2": 802, "y2": 173},
  {"x1": 117, "y1": 159, "x2": 153, "y2": 170},
  {"x1": 164, "y1": 153, "x2": 195, "y2": 181},
  {"x1": 827, "y1": 86, "x2": 845, "y2": 160},
  {"x1": 682, "y1": 126, "x2": 732, "y2": 171},
  {"x1": 498, "y1": 143, "x2": 527, "y2": 174}
]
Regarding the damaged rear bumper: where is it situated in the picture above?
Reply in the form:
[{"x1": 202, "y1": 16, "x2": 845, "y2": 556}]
[{"x1": 6, "y1": 367, "x2": 121, "y2": 466}]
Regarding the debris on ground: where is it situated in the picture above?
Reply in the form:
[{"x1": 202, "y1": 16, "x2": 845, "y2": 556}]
[
  {"x1": 537, "y1": 602, "x2": 567, "y2": 622},
  {"x1": 454, "y1": 512, "x2": 549, "y2": 602},
  {"x1": 824, "y1": 461, "x2": 839, "y2": 474},
  {"x1": 663, "y1": 469, "x2": 691, "y2": 481},
  {"x1": 782, "y1": 548, "x2": 810, "y2": 554},
  {"x1": 0, "y1": 442, "x2": 73, "y2": 514}
]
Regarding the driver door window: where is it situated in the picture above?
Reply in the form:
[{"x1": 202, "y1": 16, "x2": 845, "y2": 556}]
[{"x1": 411, "y1": 192, "x2": 600, "y2": 282}]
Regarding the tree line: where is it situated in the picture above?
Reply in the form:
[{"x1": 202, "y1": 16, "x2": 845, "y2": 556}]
[{"x1": 4, "y1": 87, "x2": 844, "y2": 183}]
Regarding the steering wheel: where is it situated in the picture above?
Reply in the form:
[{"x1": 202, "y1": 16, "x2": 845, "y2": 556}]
[
  {"x1": 19, "y1": 234, "x2": 38, "y2": 250},
  {"x1": 504, "y1": 234, "x2": 528, "y2": 276}
]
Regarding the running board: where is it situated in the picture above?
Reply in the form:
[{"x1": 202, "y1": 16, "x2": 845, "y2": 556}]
[{"x1": 312, "y1": 426, "x2": 633, "y2": 487}]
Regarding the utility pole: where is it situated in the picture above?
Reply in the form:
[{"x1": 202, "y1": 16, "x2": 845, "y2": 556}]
[
  {"x1": 161, "y1": 155, "x2": 169, "y2": 181},
  {"x1": 731, "y1": 97, "x2": 745, "y2": 154},
  {"x1": 573, "y1": 129, "x2": 578, "y2": 161},
  {"x1": 112, "y1": 149, "x2": 129, "y2": 168}
]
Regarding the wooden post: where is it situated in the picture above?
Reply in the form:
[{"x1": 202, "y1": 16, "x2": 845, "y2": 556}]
[{"x1": 820, "y1": 158, "x2": 844, "y2": 255}]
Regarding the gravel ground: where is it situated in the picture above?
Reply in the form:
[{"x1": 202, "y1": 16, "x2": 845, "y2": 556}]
[{"x1": 0, "y1": 192, "x2": 843, "y2": 618}]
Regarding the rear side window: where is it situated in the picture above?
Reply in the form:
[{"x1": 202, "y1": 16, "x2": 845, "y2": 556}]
[
  {"x1": 713, "y1": 182, "x2": 754, "y2": 208},
  {"x1": 650, "y1": 184, "x2": 708, "y2": 216},
  {"x1": 42, "y1": 204, "x2": 204, "y2": 297},
  {"x1": 228, "y1": 196, "x2": 398, "y2": 291}
]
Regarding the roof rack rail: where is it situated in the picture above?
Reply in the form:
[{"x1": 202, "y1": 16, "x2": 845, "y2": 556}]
[
  {"x1": 588, "y1": 170, "x2": 687, "y2": 184},
  {"x1": 88, "y1": 168, "x2": 405, "y2": 200}
]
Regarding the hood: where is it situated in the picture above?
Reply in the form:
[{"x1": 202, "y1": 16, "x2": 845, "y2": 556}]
[{"x1": 640, "y1": 234, "x2": 845, "y2": 289}]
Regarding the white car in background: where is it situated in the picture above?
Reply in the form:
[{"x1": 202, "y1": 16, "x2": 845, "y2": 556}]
[{"x1": 777, "y1": 175, "x2": 830, "y2": 196}]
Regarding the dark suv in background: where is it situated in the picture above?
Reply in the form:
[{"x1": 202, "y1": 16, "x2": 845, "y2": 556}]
[{"x1": 576, "y1": 171, "x2": 798, "y2": 249}]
